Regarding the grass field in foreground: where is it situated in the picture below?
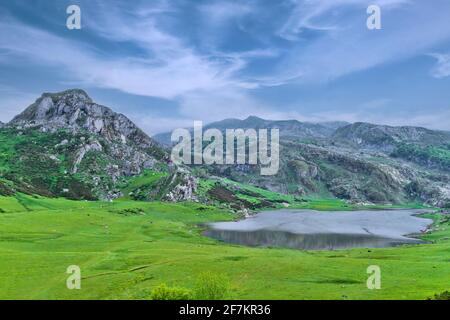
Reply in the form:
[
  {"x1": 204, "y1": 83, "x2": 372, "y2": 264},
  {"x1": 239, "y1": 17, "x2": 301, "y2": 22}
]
[{"x1": 0, "y1": 195, "x2": 449, "y2": 300}]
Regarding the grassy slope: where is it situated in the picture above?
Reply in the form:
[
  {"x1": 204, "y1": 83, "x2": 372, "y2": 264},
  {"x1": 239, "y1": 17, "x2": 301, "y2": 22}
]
[
  {"x1": 118, "y1": 170, "x2": 168, "y2": 200},
  {"x1": 0, "y1": 195, "x2": 448, "y2": 300},
  {"x1": 197, "y1": 178, "x2": 425, "y2": 211}
]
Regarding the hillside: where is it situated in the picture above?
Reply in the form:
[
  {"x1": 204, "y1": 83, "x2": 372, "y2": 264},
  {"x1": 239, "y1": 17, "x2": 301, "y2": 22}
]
[
  {"x1": 0, "y1": 89, "x2": 188, "y2": 201},
  {"x1": 1, "y1": 91, "x2": 449, "y2": 208},
  {"x1": 155, "y1": 117, "x2": 450, "y2": 207},
  {"x1": 332, "y1": 122, "x2": 450, "y2": 152}
]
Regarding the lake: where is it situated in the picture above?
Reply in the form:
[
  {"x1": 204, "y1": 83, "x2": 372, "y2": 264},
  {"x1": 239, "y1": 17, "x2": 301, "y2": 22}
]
[{"x1": 204, "y1": 209, "x2": 433, "y2": 250}]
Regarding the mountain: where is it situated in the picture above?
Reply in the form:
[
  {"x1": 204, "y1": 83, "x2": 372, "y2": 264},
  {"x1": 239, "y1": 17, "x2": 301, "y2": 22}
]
[
  {"x1": 153, "y1": 116, "x2": 349, "y2": 146},
  {"x1": 0, "y1": 121, "x2": 4, "y2": 128},
  {"x1": 175, "y1": 119, "x2": 449, "y2": 207},
  {"x1": 332, "y1": 122, "x2": 450, "y2": 152},
  {"x1": 10, "y1": 89, "x2": 167, "y2": 173},
  {"x1": 0, "y1": 89, "x2": 196, "y2": 201},
  {"x1": 11, "y1": 89, "x2": 158, "y2": 151},
  {"x1": 1, "y1": 90, "x2": 449, "y2": 208}
]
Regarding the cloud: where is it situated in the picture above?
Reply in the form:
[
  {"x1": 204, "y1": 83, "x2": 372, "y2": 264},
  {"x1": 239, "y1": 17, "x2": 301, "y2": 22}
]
[
  {"x1": 278, "y1": 0, "x2": 409, "y2": 41},
  {"x1": 282, "y1": 108, "x2": 450, "y2": 131},
  {"x1": 198, "y1": 1, "x2": 253, "y2": 27},
  {"x1": 0, "y1": 2, "x2": 285, "y2": 130},
  {"x1": 131, "y1": 115, "x2": 195, "y2": 136},
  {"x1": 1, "y1": 0, "x2": 450, "y2": 133},
  {"x1": 273, "y1": 0, "x2": 450, "y2": 84},
  {"x1": 0, "y1": 6, "x2": 261, "y2": 100},
  {"x1": 429, "y1": 53, "x2": 450, "y2": 78}
]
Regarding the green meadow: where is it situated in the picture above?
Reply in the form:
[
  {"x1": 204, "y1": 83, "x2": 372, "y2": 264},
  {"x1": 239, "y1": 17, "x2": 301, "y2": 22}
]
[{"x1": 0, "y1": 194, "x2": 449, "y2": 300}]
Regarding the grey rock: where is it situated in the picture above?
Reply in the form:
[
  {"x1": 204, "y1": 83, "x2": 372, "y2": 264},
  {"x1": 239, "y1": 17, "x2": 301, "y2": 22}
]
[
  {"x1": 72, "y1": 141, "x2": 103, "y2": 174},
  {"x1": 11, "y1": 89, "x2": 166, "y2": 175},
  {"x1": 10, "y1": 89, "x2": 158, "y2": 150},
  {"x1": 163, "y1": 169, "x2": 198, "y2": 202},
  {"x1": 332, "y1": 122, "x2": 450, "y2": 152},
  {"x1": 9, "y1": 89, "x2": 168, "y2": 200}
]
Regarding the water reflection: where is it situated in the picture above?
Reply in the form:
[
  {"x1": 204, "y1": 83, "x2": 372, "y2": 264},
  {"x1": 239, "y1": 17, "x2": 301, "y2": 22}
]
[
  {"x1": 203, "y1": 209, "x2": 434, "y2": 250},
  {"x1": 204, "y1": 229, "x2": 425, "y2": 250}
]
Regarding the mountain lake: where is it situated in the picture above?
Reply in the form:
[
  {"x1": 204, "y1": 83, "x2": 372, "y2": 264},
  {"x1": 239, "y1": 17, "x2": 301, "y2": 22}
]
[{"x1": 204, "y1": 209, "x2": 434, "y2": 250}]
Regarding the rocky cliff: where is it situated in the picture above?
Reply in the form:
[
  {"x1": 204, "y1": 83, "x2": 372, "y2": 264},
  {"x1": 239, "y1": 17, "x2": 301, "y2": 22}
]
[
  {"x1": 1, "y1": 89, "x2": 197, "y2": 201},
  {"x1": 169, "y1": 117, "x2": 450, "y2": 207}
]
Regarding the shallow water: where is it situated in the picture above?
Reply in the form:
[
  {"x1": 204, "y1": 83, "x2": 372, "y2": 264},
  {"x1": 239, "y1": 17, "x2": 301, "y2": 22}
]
[{"x1": 204, "y1": 209, "x2": 433, "y2": 250}]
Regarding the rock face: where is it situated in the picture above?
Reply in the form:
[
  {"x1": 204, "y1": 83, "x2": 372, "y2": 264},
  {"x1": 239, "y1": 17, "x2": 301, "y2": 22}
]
[
  {"x1": 163, "y1": 168, "x2": 198, "y2": 202},
  {"x1": 11, "y1": 89, "x2": 158, "y2": 150},
  {"x1": 208, "y1": 137, "x2": 450, "y2": 207},
  {"x1": 10, "y1": 89, "x2": 166, "y2": 178},
  {"x1": 3, "y1": 89, "x2": 168, "y2": 200},
  {"x1": 192, "y1": 119, "x2": 450, "y2": 207},
  {"x1": 332, "y1": 122, "x2": 450, "y2": 152}
]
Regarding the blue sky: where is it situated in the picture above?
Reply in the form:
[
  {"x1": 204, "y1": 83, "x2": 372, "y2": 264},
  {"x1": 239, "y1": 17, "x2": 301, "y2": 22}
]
[{"x1": 1, "y1": 0, "x2": 450, "y2": 134}]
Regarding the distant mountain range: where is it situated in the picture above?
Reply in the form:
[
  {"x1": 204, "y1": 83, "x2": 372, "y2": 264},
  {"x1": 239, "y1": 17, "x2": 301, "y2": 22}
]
[
  {"x1": 153, "y1": 116, "x2": 350, "y2": 146},
  {"x1": 154, "y1": 116, "x2": 450, "y2": 207},
  {"x1": 0, "y1": 89, "x2": 449, "y2": 208},
  {"x1": 154, "y1": 116, "x2": 450, "y2": 149}
]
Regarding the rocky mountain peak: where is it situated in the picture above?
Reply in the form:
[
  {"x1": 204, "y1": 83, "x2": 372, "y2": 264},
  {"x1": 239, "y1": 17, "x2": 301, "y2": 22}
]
[
  {"x1": 45, "y1": 88, "x2": 92, "y2": 101},
  {"x1": 1, "y1": 89, "x2": 174, "y2": 200},
  {"x1": 9, "y1": 89, "x2": 158, "y2": 149}
]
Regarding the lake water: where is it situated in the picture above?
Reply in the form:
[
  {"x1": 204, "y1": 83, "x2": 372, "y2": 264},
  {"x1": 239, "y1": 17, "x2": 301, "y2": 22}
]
[{"x1": 204, "y1": 209, "x2": 433, "y2": 250}]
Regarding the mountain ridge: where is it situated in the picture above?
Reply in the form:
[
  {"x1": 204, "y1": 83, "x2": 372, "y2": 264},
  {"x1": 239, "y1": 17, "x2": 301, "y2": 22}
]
[
  {"x1": 332, "y1": 122, "x2": 450, "y2": 152},
  {"x1": 153, "y1": 116, "x2": 350, "y2": 146},
  {"x1": 1, "y1": 89, "x2": 449, "y2": 208},
  {"x1": 151, "y1": 116, "x2": 450, "y2": 207}
]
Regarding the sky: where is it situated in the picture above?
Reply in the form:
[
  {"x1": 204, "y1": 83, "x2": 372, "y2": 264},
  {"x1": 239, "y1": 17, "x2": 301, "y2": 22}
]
[{"x1": 1, "y1": 0, "x2": 450, "y2": 135}]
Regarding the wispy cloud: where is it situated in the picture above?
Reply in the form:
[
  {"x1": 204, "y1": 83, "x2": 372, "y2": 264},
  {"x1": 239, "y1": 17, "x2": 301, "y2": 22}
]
[
  {"x1": 0, "y1": 4, "x2": 262, "y2": 100},
  {"x1": 429, "y1": 53, "x2": 450, "y2": 78},
  {"x1": 278, "y1": 0, "x2": 410, "y2": 41},
  {"x1": 1, "y1": 0, "x2": 450, "y2": 132},
  {"x1": 272, "y1": 0, "x2": 450, "y2": 84}
]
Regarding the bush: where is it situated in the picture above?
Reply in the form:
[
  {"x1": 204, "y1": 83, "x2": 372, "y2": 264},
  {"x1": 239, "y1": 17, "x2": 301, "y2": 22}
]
[
  {"x1": 194, "y1": 272, "x2": 230, "y2": 300},
  {"x1": 150, "y1": 284, "x2": 192, "y2": 300},
  {"x1": 428, "y1": 291, "x2": 450, "y2": 300}
]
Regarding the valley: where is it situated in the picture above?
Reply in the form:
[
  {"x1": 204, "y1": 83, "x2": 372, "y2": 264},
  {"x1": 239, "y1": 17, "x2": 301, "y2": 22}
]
[
  {"x1": 0, "y1": 89, "x2": 449, "y2": 300},
  {"x1": 0, "y1": 194, "x2": 449, "y2": 300}
]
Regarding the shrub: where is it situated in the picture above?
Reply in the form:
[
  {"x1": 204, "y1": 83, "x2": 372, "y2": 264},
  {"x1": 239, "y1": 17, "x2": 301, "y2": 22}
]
[
  {"x1": 428, "y1": 291, "x2": 450, "y2": 300},
  {"x1": 150, "y1": 284, "x2": 192, "y2": 300},
  {"x1": 194, "y1": 272, "x2": 230, "y2": 300}
]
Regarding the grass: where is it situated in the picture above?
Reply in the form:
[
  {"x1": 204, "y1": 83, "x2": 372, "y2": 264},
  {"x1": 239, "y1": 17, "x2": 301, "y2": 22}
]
[
  {"x1": 0, "y1": 194, "x2": 448, "y2": 300},
  {"x1": 119, "y1": 170, "x2": 168, "y2": 200},
  {"x1": 197, "y1": 177, "x2": 354, "y2": 210},
  {"x1": 392, "y1": 143, "x2": 450, "y2": 170}
]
